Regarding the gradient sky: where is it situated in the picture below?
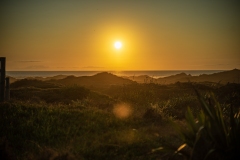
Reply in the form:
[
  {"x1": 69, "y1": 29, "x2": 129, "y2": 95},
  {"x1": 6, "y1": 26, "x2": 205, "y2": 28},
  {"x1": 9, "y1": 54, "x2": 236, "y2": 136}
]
[{"x1": 1, "y1": 0, "x2": 240, "y2": 71}]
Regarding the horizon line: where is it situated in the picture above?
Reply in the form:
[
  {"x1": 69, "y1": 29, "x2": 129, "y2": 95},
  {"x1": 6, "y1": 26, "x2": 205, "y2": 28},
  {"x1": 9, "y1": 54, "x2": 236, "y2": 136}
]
[{"x1": 6, "y1": 69, "x2": 233, "y2": 72}]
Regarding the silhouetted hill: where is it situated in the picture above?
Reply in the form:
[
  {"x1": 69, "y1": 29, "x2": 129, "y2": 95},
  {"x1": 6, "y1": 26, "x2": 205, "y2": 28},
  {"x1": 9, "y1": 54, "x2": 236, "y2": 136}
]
[
  {"x1": 125, "y1": 69, "x2": 240, "y2": 84},
  {"x1": 25, "y1": 75, "x2": 68, "y2": 81},
  {"x1": 190, "y1": 69, "x2": 240, "y2": 84},
  {"x1": 157, "y1": 73, "x2": 191, "y2": 84},
  {"x1": 49, "y1": 72, "x2": 135, "y2": 89},
  {"x1": 9, "y1": 69, "x2": 240, "y2": 88},
  {"x1": 124, "y1": 75, "x2": 156, "y2": 83},
  {"x1": 155, "y1": 69, "x2": 240, "y2": 84},
  {"x1": 10, "y1": 79, "x2": 61, "y2": 89},
  {"x1": 7, "y1": 75, "x2": 67, "y2": 84}
]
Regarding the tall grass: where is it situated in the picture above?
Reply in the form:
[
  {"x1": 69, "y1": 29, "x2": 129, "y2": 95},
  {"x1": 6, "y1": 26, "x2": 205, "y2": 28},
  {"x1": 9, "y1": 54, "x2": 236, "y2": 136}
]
[
  {"x1": 2, "y1": 81, "x2": 240, "y2": 159},
  {"x1": 0, "y1": 101, "x2": 168, "y2": 159}
]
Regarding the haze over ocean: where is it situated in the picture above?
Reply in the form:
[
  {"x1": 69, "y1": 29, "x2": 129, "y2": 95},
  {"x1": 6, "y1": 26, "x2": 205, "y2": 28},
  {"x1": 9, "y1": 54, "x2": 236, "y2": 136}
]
[{"x1": 6, "y1": 70, "x2": 225, "y2": 79}]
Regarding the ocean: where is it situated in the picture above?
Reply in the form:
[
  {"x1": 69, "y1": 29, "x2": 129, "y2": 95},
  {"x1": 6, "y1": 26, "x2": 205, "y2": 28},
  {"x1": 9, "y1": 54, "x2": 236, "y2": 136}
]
[{"x1": 6, "y1": 70, "x2": 225, "y2": 79}]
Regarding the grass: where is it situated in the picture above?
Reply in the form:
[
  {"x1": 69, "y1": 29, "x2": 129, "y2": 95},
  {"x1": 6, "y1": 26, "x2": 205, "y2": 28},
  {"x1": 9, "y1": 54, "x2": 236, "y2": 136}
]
[
  {"x1": 1, "y1": 81, "x2": 240, "y2": 159},
  {"x1": 1, "y1": 101, "x2": 174, "y2": 159}
]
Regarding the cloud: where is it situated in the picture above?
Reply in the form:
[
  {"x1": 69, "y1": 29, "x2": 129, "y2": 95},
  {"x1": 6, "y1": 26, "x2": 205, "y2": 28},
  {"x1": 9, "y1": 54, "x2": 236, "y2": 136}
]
[
  {"x1": 82, "y1": 66, "x2": 104, "y2": 69},
  {"x1": 57, "y1": 66, "x2": 81, "y2": 69},
  {"x1": 16, "y1": 61, "x2": 42, "y2": 63},
  {"x1": 24, "y1": 65, "x2": 49, "y2": 69},
  {"x1": 189, "y1": 63, "x2": 230, "y2": 67}
]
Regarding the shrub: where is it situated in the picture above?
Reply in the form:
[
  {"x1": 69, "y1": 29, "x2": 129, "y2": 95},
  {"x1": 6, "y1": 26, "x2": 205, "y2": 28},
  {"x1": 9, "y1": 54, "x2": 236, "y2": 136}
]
[
  {"x1": 172, "y1": 91, "x2": 240, "y2": 160},
  {"x1": 10, "y1": 79, "x2": 60, "y2": 89}
]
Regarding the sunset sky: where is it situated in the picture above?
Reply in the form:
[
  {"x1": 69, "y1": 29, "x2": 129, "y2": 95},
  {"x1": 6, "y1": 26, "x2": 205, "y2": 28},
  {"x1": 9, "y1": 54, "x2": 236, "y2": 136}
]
[{"x1": 1, "y1": 0, "x2": 240, "y2": 71}]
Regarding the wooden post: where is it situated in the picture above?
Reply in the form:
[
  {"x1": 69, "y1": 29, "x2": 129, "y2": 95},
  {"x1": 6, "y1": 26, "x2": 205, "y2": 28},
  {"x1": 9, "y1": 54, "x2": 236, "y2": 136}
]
[
  {"x1": 5, "y1": 77, "x2": 10, "y2": 101},
  {"x1": 0, "y1": 57, "x2": 6, "y2": 102}
]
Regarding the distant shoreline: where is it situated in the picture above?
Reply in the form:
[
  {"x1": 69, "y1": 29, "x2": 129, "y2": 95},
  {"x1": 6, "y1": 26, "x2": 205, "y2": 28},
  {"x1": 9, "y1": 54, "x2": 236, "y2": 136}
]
[{"x1": 6, "y1": 70, "x2": 227, "y2": 79}]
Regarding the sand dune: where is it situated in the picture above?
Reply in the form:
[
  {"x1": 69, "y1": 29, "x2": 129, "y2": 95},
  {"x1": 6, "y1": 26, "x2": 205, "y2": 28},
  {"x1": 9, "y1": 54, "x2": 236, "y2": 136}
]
[
  {"x1": 127, "y1": 69, "x2": 240, "y2": 84},
  {"x1": 10, "y1": 69, "x2": 240, "y2": 88},
  {"x1": 48, "y1": 72, "x2": 135, "y2": 88}
]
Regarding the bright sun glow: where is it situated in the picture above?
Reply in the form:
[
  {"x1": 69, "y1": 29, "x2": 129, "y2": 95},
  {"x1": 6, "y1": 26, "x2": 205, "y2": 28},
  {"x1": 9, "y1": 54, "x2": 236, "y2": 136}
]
[{"x1": 114, "y1": 41, "x2": 122, "y2": 49}]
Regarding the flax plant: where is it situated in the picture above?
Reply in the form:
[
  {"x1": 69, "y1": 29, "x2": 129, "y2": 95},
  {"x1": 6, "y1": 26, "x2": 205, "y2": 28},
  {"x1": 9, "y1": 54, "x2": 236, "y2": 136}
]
[{"x1": 174, "y1": 90, "x2": 240, "y2": 160}]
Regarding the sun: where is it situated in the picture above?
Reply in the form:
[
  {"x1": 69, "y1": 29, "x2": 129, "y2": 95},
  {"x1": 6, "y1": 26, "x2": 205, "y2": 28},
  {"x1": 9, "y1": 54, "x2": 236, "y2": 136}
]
[{"x1": 114, "y1": 41, "x2": 122, "y2": 49}]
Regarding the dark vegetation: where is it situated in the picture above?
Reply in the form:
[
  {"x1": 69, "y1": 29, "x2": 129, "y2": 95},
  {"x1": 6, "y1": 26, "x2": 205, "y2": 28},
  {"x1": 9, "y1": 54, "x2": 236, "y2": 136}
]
[{"x1": 1, "y1": 72, "x2": 240, "y2": 159}]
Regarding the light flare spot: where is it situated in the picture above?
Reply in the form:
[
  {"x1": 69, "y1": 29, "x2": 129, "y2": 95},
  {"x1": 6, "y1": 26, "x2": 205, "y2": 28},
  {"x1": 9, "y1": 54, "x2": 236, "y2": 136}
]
[{"x1": 113, "y1": 103, "x2": 132, "y2": 119}]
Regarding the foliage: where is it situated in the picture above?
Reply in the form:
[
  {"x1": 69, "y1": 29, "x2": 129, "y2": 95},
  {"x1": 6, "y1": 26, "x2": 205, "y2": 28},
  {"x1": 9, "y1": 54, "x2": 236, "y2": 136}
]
[
  {"x1": 0, "y1": 101, "x2": 167, "y2": 159},
  {"x1": 172, "y1": 91, "x2": 240, "y2": 160},
  {"x1": 2, "y1": 81, "x2": 240, "y2": 159},
  {"x1": 10, "y1": 85, "x2": 90, "y2": 104},
  {"x1": 10, "y1": 79, "x2": 61, "y2": 89}
]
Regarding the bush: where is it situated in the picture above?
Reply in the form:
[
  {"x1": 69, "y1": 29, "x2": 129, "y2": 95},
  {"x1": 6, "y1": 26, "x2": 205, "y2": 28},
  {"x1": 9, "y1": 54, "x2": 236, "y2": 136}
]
[
  {"x1": 10, "y1": 79, "x2": 60, "y2": 89},
  {"x1": 10, "y1": 85, "x2": 90, "y2": 104},
  {"x1": 172, "y1": 91, "x2": 240, "y2": 160}
]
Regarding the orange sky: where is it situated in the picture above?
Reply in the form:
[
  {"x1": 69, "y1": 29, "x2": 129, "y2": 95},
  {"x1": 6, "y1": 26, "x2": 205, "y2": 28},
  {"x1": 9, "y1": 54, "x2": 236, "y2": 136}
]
[{"x1": 1, "y1": 0, "x2": 240, "y2": 71}]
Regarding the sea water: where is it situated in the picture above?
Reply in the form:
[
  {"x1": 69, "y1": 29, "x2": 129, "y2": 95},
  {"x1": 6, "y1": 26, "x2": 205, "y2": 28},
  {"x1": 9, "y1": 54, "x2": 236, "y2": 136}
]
[{"x1": 6, "y1": 70, "x2": 225, "y2": 79}]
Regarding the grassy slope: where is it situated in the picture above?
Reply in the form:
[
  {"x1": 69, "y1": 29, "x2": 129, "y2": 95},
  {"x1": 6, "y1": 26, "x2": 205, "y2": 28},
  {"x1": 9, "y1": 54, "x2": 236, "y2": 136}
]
[
  {"x1": 1, "y1": 78, "x2": 240, "y2": 159},
  {"x1": 0, "y1": 101, "x2": 178, "y2": 160}
]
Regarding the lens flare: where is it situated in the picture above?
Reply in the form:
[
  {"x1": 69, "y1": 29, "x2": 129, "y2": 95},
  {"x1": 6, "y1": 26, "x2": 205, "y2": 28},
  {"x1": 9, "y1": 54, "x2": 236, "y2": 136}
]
[{"x1": 113, "y1": 103, "x2": 132, "y2": 119}]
